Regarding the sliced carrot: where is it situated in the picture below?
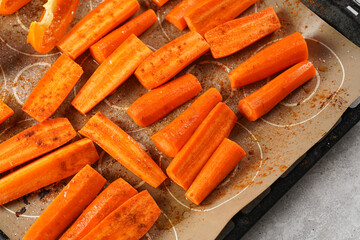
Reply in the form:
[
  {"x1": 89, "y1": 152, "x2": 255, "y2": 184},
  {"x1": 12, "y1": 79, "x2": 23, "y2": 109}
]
[
  {"x1": 57, "y1": 0, "x2": 140, "y2": 59},
  {"x1": 185, "y1": 138, "x2": 246, "y2": 205},
  {"x1": 184, "y1": 0, "x2": 258, "y2": 36},
  {"x1": 82, "y1": 190, "x2": 161, "y2": 240},
  {"x1": 127, "y1": 74, "x2": 202, "y2": 127},
  {"x1": 60, "y1": 178, "x2": 137, "y2": 240},
  {"x1": 0, "y1": 138, "x2": 99, "y2": 205},
  {"x1": 166, "y1": 102, "x2": 237, "y2": 190},
  {"x1": 152, "y1": 88, "x2": 222, "y2": 157},
  {"x1": 0, "y1": 118, "x2": 76, "y2": 174},
  {"x1": 0, "y1": 100, "x2": 14, "y2": 124},
  {"x1": 135, "y1": 31, "x2": 209, "y2": 89},
  {"x1": 151, "y1": 0, "x2": 169, "y2": 7},
  {"x1": 0, "y1": 0, "x2": 31, "y2": 15},
  {"x1": 239, "y1": 60, "x2": 316, "y2": 121},
  {"x1": 79, "y1": 112, "x2": 167, "y2": 188},
  {"x1": 90, "y1": 9, "x2": 157, "y2": 64},
  {"x1": 22, "y1": 54, "x2": 83, "y2": 122},
  {"x1": 23, "y1": 165, "x2": 106, "y2": 240},
  {"x1": 71, "y1": 34, "x2": 152, "y2": 115},
  {"x1": 229, "y1": 32, "x2": 308, "y2": 88},
  {"x1": 204, "y1": 7, "x2": 281, "y2": 59}
]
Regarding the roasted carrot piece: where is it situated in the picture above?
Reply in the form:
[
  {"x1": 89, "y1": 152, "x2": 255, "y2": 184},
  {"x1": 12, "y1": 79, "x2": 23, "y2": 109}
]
[
  {"x1": 72, "y1": 35, "x2": 152, "y2": 115},
  {"x1": 79, "y1": 112, "x2": 167, "y2": 188},
  {"x1": 0, "y1": 118, "x2": 76, "y2": 174},
  {"x1": 22, "y1": 54, "x2": 83, "y2": 122},
  {"x1": 0, "y1": 138, "x2": 99, "y2": 205},
  {"x1": 90, "y1": 9, "x2": 157, "y2": 64},
  {"x1": 57, "y1": 0, "x2": 140, "y2": 59},
  {"x1": 82, "y1": 190, "x2": 161, "y2": 240},
  {"x1": 152, "y1": 88, "x2": 222, "y2": 157},
  {"x1": 0, "y1": 0, "x2": 31, "y2": 15},
  {"x1": 205, "y1": 7, "x2": 281, "y2": 59},
  {"x1": 23, "y1": 165, "x2": 106, "y2": 240},
  {"x1": 229, "y1": 32, "x2": 308, "y2": 88},
  {"x1": 0, "y1": 100, "x2": 14, "y2": 124},
  {"x1": 185, "y1": 138, "x2": 246, "y2": 205},
  {"x1": 127, "y1": 74, "x2": 202, "y2": 127},
  {"x1": 166, "y1": 102, "x2": 237, "y2": 190},
  {"x1": 60, "y1": 178, "x2": 137, "y2": 240},
  {"x1": 135, "y1": 31, "x2": 209, "y2": 89},
  {"x1": 239, "y1": 60, "x2": 316, "y2": 121},
  {"x1": 151, "y1": 0, "x2": 169, "y2": 7},
  {"x1": 184, "y1": 0, "x2": 258, "y2": 36}
]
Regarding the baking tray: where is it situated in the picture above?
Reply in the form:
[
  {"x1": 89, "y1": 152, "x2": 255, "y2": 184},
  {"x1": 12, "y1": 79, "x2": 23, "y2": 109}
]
[{"x1": 0, "y1": 0, "x2": 360, "y2": 239}]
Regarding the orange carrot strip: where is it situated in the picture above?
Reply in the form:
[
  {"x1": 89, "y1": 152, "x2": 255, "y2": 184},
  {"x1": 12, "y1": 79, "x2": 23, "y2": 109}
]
[
  {"x1": 79, "y1": 112, "x2": 167, "y2": 188},
  {"x1": 0, "y1": 138, "x2": 99, "y2": 205},
  {"x1": 0, "y1": 0, "x2": 31, "y2": 15},
  {"x1": 127, "y1": 74, "x2": 202, "y2": 127},
  {"x1": 60, "y1": 178, "x2": 137, "y2": 240},
  {"x1": 151, "y1": 0, "x2": 169, "y2": 7},
  {"x1": 57, "y1": 0, "x2": 140, "y2": 59},
  {"x1": 0, "y1": 100, "x2": 14, "y2": 124},
  {"x1": 27, "y1": 0, "x2": 81, "y2": 53},
  {"x1": 166, "y1": 102, "x2": 237, "y2": 190},
  {"x1": 185, "y1": 138, "x2": 246, "y2": 205},
  {"x1": 72, "y1": 34, "x2": 152, "y2": 114},
  {"x1": 239, "y1": 60, "x2": 316, "y2": 121},
  {"x1": 90, "y1": 9, "x2": 157, "y2": 64},
  {"x1": 22, "y1": 54, "x2": 83, "y2": 122},
  {"x1": 135, "y1": 31, "x2": 209, "y2": 89},
  {"x1": 82, "y1": 190, "x2": 161, "y2": 240},
  {"x1": 0, "y1": 118, "x2": 76, "y2": 174},
  {"x1": 229, "y1": 32, "x2": 308, "y2": 88},
  {"x1": 184, "y1": 0, "x2": 258, "y2": 36},
  {"x1": 152, "y1": 88, "x2": 222, "y2": 157},
  {"x1": 23, "y1": 165, "x2": 106, "y2": 240},
  {"x1": 205, "y1": 7, "x2": 281, "y2": 59}
]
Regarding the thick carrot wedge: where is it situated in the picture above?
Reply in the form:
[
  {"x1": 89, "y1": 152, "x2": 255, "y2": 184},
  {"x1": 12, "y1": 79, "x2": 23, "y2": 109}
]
[
  {"x1": 60, "y1": 178, "x2": 137, "y2": 240},
  {"x1": 27, "y1": 0, "x2": 81, "y2": 53},
  {"x1": 22, "y1": 54, "x2": 83, "y2": 122},
  {"x1": 151, "y1": 0, "x2": 169, "y2": 7},
  {"x1": 0, "y1": 138, "x2": 99, "y2": 205},
  {"x1": 127, "y1": 74, "x2": 202, "y2": 127},
  {"x1": 79, "y1": 112, "x2": 167, "y2": 188},
  {"x1": 184, "y1": 0, "x2": 258, "y2": 36},
  {"x1": 57, "y1": 0, "x2": 140, "y2": 59},
  {"x1": 23, "y1": 165, "x2": 106, "y2": 240},
  {"x1": 82, "y1": 190, "x2": 161, "y2": 240},
  {"x1": 229, "y1": 32, "x2": 308, "y2": 88},
  {"x1": 72, "y1": 35, "x2": 152, "y2": 114},
  {"x1": 90, "y1": 9, "x2": 157, "y2": 64},
  {"x1": 0, "y1": 100, "x2": 14, "y2": 124},
  {"x1": 135, "y1": 31, "x2": 209, "y2": 89},
  {"x1": 205, "y1": 7, "x2": 281, "y2": 59},
  {"x1": 0, "y1": 0, "x2": 31, "y2": 15},
  {"x1": 0, "y1": 118, "x2": 76, "y2": 174},
  {"x1": 152, "y1": 88, "x2": 222, "y2": 157},
  {"x1": 185, "y1": 138, "x2": 246, "y2": 205},
  {"x1": 239, "y1": 60, "x2": 316, "y2": 121},
  {"x1": 166, "y1": 102, "x2": 237, "y2": 190}
]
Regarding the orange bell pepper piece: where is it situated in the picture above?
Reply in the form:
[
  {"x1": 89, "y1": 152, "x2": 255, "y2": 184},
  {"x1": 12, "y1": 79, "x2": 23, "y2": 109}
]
[{"x1": 0, "y1": 0, "x2": 31, "y2": 15}]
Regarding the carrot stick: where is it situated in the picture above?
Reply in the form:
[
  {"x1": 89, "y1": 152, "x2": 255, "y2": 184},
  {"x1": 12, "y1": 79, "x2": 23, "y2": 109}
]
[
  {"x1": 23, "y1": 165, "x2": 106, "y2": 240},
  {"x1": 27, "y1": 0, "x2": 81, "y2": 53},
  {"x1": 0, "y1": 100, "x2": 14, "y2": 125},
  {"x1": 57, "y1": 0, "x2": 140, "y2": 59},
  {"x1": 135, "y1": 31, "x2": 209, "y2": 89},
  {"x1": 71, "y1": 34, "x2": 152, "y2": 115},
  {"x1": 90, "y1": 9, "x2": 157, "y2": 64},
  {"x1": 0, "y1": 118, "x2": 76, "y2": 174},
  {"x1": 166, "y1": 102, "x2": 237, "y2": 190},
  {"x1": 79, "y1": 112, "x2": 167, "y2": 188},
  {"x1": 185, "y1": 138, "x2": 246, "y2": 205},
  {"x1": 0, "y1": 138, "x2": 99, "y2": 205},
  {"x1": 165, "y1": 0, "x2": 204, "y2": 31},
  {"x1": 151, "y1": 0, "x2": 169, "y2": 7},
  {"x1": 127, "y1": 74, "x2": 202, "y2": 127},
  {"x1": 60, "y1": 178, "x2": 137, "y2": 240},
  {"x1": 204, "y1": 7, "x2": 281, "y2": 59},
  {"x1": 238, "y1": 60, "x2": 316, "y2": 121},
  {"x1": 82, "y1": 190, "x2": 161, "y2": 240},
  {"x1": 152, "y1": 88, "x2": 222, "y2": 157},
  {"x1": 0, "y1": 0, "x2": 31, "y2": 15},
  {"x1": 184, "y1": 0, "x2": 258, "y2": 36},
  {"x1": 229, "y1": 32, "x2": 308, "y2": 88},
  {"x1": 22, "y1": 54, "x2": 83, "y2": 122}
]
